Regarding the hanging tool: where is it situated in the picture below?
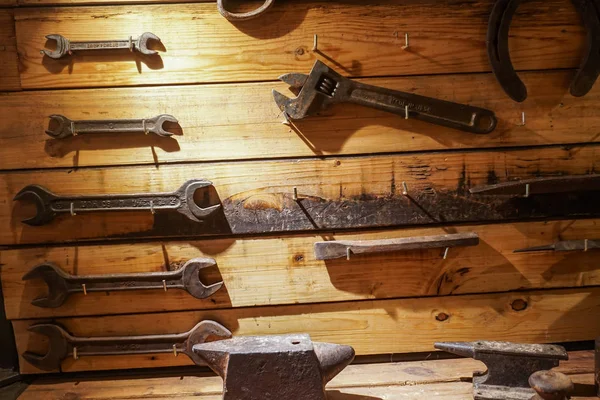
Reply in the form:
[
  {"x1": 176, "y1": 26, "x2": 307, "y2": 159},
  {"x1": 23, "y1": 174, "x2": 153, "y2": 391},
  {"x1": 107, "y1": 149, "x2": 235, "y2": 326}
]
[
  {"x1": 314, "y1": 232, "x2": 479, "y2": 260},
  {"x1": 469, "y1": 174, "x2": 600, "y2": 196},
  {"x1": 193, "y1": 334, "x2": 355, "y2": 400},
  {"x1": 41, "y1": 32, "x2": 162, "y2": 59},
  {"x1": 22, "y1": 258, "x2": 223, "y2": 308},
  {"x1": 45, "y1": 114, "x2": 178, "y2": 139},
  {"x1": 274, "y1": 60, "x2": 498, "y2": 134},
  {"x1": 487, "y1": 0, "x2": 600, "y2": 101},
  {"x1": 23, "y1": 320, "x2": 232, "y2": 371},
  {"x1": 13, "y1": 179, "x2": 220, "y2": 226},
  {"x1": 514, "y1": 239, "x2": 599, "y2": 253},
  {"x1": 217, "y1": 0, "x2": 275, "y2": 20},
  {"x1": 435, "y1": 341, "x2": 568, "y2": 400},
  {"x1": 529, "y1": 370, "x2": 574, "y2": 400}
]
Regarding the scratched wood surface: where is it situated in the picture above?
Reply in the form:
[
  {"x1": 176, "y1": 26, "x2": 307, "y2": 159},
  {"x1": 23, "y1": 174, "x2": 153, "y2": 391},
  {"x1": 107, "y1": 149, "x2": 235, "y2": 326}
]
[
  {"x1": 0, "y1": 10, "x2": 20, "y2": 91},
  {"x1": 3, "y1": 146, "x2": 600, "y2": 246},
  {"x1": 3, "y1": 219, "x2": 600, "y2": 320},
  {"x1": 1, "y1": 71, "x2": 599, "y2": 170},
  {"x1": 16, "y1": 351, "x2": 597, "y2": 399},
  {"x1": 13, "y1": 286, "x2": 600, "y2": 373},
  {"x1": 14, "y1": 0, "x2": 585, "y2": 89}
]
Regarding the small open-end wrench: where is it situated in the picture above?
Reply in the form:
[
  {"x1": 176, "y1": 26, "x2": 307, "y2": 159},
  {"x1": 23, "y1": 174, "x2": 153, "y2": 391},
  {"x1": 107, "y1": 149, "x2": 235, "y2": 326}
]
[
  {"x1": 23, "y1": 320, "x2": 232, "y2": 371},
  {"x1": 22, "y1": 258, "x2": 224, "y2": 308},
  {"x1": 14, "y1": 179, "x2": 221, "y2": 226},
  {"x1": 41, "y1": 32, "x2": 161, "y2": 59},
  {"x1": 274, "y1": 60, "x2": 498, "y2": 134},
  {"x1": 46, "y1": 114, "x2": 178, "y2": 139}
]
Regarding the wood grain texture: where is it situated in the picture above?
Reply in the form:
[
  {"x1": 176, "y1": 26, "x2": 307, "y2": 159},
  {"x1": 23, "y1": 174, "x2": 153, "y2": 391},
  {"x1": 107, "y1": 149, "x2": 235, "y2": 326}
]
[
  {"x1": 13, "y1": 287, "x2": 600, "y2": 373},
  {"x1": 4, "y1": 146, "x2": 600, "y2": 246},
  {"x1": 2, "y1": 71, "x2": 600, "y2": 170},
  {"x1": 15, "y1": 0, "x2": 585, "y2": 89},
  {"x1": 3, "y1": 219, "x2": 600, "y2": 320},
  {"x1": 16, "y1": 351, "x2": 596, "y2": 399},
  {"x1": 0, "y1": 10, "x2": 20, "y2": 90}
]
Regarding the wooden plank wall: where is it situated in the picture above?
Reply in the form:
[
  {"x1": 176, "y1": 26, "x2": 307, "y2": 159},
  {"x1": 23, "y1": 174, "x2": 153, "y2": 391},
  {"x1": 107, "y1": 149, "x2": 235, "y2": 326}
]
[{"x1": 1, "y1": 0, "x2": 600, "y2": 376}]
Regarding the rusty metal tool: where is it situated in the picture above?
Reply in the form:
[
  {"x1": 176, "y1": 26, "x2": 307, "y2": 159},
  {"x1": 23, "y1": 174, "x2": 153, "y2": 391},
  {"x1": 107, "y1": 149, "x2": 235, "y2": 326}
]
[
  {"x1": 529, "y1": 371, "x2": 574, "y2": 400},
  {"x1": 41, "y1": 32, "x2": 161, "y2": 59},
  {"x1": 487, "y1": 0, "x2": 600, "y2": 101},
  {"x1": 274, "y1": 60, "x2": 498, "y2": 134},
  {"x1": 193, "y1": 334, "x2": 355, "y2": 400},
  {"x1": 514, "y1": 239, "x2": 600, "y2": 253},
  {"x1": 46, "y1": 114, "x2": 178, "y2": 139},
  {"x1": 14, "y1": 179, "x2": 220, "y2": 226},
  {"x1": 435, "y1": 341, "x2": 569, "y2": 400},
  {"x1": 469, "y1": 174, "x2": 600, "y2": 196},
  {"x1": 217, "y1": 0, "x2": 275, "y2": 20},
  {"x1": 22, "y1": 258, "x2": 223, "y2": 308},
  {"x1": 314, "y1": 232, "x2": 479, "y2": 260},
  {"x1": 23, "y1": 320, "x2": 232, "y2": 371}
]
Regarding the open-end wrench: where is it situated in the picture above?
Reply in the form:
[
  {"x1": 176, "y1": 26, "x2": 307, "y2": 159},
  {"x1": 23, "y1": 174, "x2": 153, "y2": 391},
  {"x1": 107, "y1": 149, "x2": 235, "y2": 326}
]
[
  {"x1": 22, "y1": 258, "x2": 224, "y2": 308},
  {"x1": 273, "y1": 60, "x2": 498, "y2": 134},
  {"x1": 14, "y1": 179, "x2": 221, "y2": 226},
  {"x1": 46, "y1": 114, "x2": 178, "y2": 139},
  {"x1": 41, "y1": 32, "x2": 161, "y2": 59},
  {"x1": 23, "y1": 320, "x2": 232, "y2": 371}
]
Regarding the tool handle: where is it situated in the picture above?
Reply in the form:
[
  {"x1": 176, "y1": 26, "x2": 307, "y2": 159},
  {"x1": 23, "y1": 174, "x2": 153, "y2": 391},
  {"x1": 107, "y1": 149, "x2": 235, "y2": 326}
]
[
  {"x1": 50, "y1": 193, "x2": 181, "y2": 214},
  {"x1": 69, "y1": 39, "x2": 134, "y2": 52},
  {"x1": 348, "y1": 82, "x2": 497, "y2": 134},
  {"x1": 314, "y1": 232, "x2": 479, "y2": 260},
  {"x1": 65, "y1": 269, "x2": 186, "y2": 294},
  {"x1": 70, "y1": 119, "x2": 150, "y2": 135},
  {"x1": 69, "y1": 331, "x2": 192, "y2": 357}
]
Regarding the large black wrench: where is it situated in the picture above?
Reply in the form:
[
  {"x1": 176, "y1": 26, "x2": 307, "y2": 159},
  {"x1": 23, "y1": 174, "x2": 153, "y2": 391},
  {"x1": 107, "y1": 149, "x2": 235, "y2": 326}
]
[
  {"x1": 23, "y1": 321, "x2": 232, "y2": 371},
  {"x1": 14, "y1": 179, "x2": 220, "y2": 226},
  {"x1": 23, "y1": 258, "x2": 224, "y2": 308},
  {"x1": 488, "y1": 0, "x2": 600, "y2": 102}
]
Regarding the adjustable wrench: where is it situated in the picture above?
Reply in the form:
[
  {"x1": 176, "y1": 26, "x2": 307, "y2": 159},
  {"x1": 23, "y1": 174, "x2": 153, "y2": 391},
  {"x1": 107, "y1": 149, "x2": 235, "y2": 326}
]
[
  {"x1": 14, "y1": 179, "x2": 221, "y2": 226},
  {"x1": 274, "y1": 60, "x2": 498, "y2": 134},
  {"x1": 22, "y1": 258, "x2": 224, "y2": 308},
  {"x1": 46, "y1": 114, "x2": 178, "y2": 139},
  {"x1": 23, "y1": 320, "x2": 232, "y2": 371},
  {"x1": 41, "y1": 32, "x2": 161, "y2": 59}
]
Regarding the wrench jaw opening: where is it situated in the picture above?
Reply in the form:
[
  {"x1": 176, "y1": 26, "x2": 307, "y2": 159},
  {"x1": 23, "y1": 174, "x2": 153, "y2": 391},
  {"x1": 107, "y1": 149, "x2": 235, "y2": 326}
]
[
  {"x1": 182, "y1": 258, "x2": 224, "y2": 300},
  {"x1": 23, "y1": 324, "x2": 71, "y2": 371},
  {"x1": 22, "y1": 263, "x2": 71, "y2": 308},
  {"x1": 176, "y1": 180, "x2": 221, "y2": 222},
  {"x1": 148, "y1": 114, "x2": 179, "y2": 137},
  {"x1": 136, "y1": 32, "x2": 161, "y2": 56},
  {"x1": 186, "y1": 321, "x2": 233, "y2": 366},
  {"x1": 274, "y1": 61, "x2": 344, "y2": 120},
  {"x1": 46, "y1": 114, "x2": 74, "y2": 139},
  {"x1": 42, "y1": 34, "x2": 70, "y2": 59},
  {"x1": 14, "y1": 185, "x2": 58, "y2": 226}
]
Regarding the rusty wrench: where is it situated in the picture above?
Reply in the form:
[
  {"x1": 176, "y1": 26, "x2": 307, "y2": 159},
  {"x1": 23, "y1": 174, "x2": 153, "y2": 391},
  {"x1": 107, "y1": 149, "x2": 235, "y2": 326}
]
[
  {"x1": 41, "y1": 32, "x2": 161, "y2": 59},
  {"x1": 217, "y1": 0, "x2": 275, "y2": 20},
  {"x1": 23, "y1": 320, "x2": 232, "y2": 371},
  {"x1": 13, "y1": 179, "x2": 221, "y2": 226},
  {"x1": 274, "y1": 60, "x2": 497, "y2": 134},
  {"x1": 22, "y1": 258, "x2": 224, "y2": 308},
  {"x1": 46, "y1": 114, "x2": 178, "y2": 139}
]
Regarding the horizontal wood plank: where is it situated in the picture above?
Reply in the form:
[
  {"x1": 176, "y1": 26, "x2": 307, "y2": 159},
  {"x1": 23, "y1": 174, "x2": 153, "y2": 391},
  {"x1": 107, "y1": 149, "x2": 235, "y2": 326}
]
[
  {"x1": 2, "y1": 71, "x2": 600, "y2": 170},
  {"x1": 15, "y1": 0, "x2": 585, "y2": 89},
  {"x1": 3, "y1": 219, "x2": 600, "y2": 320},
  {"x1": 13, "y1": 286, "x2": 600, "y2": 373},
  {"x1": 0, "y1": 10, "x2": 20, "y2": 90},
  {"x1": 3, "y1": 146, "x2": 600, "y2": 246},
  {"x1": 17, "y1": 352, "x2": 595, "y2": 399}
]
